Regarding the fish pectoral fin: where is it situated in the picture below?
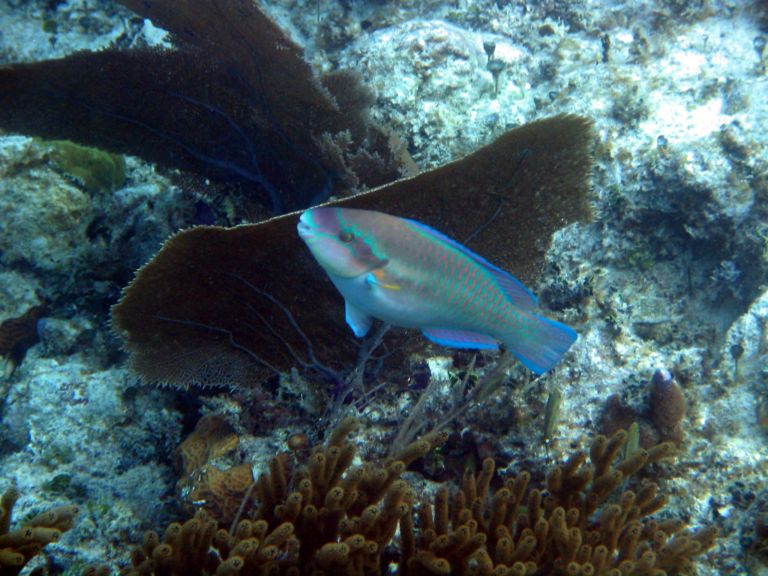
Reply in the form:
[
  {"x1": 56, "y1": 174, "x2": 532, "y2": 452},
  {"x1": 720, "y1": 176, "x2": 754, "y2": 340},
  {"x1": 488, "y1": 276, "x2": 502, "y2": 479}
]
[
  {"x1": 365, "y1": 270, "x2": 401, "y2": 291},
  {"x1": 422, "y1": 327, "x2": 499, "y2": 350},
  {"x1": 345, "y1": 300, "x2": 373, "y2": 338}
]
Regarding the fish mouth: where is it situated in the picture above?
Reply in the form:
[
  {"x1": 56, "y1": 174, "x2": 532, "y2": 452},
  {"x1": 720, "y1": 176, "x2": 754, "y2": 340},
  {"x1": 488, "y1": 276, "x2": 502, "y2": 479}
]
[{"x1": 297, "y1": 212, "x2": 313, "y2": 240}]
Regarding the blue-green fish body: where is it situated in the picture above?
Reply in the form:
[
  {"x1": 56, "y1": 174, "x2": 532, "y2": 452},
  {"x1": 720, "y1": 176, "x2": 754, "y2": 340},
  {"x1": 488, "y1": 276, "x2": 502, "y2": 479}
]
[{"x1": 297, "y1": 207, "x2": 576, "y2": 374}]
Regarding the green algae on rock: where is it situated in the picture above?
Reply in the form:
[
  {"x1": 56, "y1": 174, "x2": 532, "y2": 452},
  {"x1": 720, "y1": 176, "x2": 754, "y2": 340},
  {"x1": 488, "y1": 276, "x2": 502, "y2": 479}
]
[{"x1": 45, "y1": 140, "x2": 125, "y2": 194}]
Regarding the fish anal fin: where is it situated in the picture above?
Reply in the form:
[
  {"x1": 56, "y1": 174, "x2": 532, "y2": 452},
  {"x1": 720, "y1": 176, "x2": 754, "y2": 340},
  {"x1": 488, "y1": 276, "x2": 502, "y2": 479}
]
[{"x1": 422, "y1": 327, "x2": 499, "y2": 350}]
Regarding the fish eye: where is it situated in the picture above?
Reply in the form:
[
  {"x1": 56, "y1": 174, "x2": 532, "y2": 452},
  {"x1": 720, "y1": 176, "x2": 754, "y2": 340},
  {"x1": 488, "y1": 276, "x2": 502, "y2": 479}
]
[{"x1": 338, "y1": 230, "x2": 355, "y2": 243}]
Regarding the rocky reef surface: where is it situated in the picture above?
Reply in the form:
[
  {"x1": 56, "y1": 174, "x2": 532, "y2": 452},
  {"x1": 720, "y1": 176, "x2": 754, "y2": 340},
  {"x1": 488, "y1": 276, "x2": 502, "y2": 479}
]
[{"x1": 0, "y1": 0, "x2": 766, "y2": 574}]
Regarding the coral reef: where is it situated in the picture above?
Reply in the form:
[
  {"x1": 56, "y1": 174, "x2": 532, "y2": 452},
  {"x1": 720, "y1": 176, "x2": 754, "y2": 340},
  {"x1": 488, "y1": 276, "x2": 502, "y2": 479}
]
[
  {"x1": 0, "y1": 136, "x2": 92, "y2": 276},
  {"x1": 0, "y1": 1, "x2": 764, "y2": 575},
  {"x1": 0, "y1": 0, "x2": 134, "y2": 63},
  {"x1": 339, "y1": 18, "x2": 528, "y2": 168},
  {"x1": 743, "y1": 488, "x2": 768, "y2": 570},
  {"x1": 0, "y1": 360, "x2": 182, "y2": 568},
  {"x1": 0, "y1": 483, "x2": 78, "y2": 575},
  {"x1": 0, "y1": 134, "x2": 189, "y2": 323}
]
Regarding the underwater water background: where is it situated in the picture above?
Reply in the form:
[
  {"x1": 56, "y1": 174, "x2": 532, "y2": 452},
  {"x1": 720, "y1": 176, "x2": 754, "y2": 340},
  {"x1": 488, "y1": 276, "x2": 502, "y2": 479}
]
[{"x1": 0, "y1": 0, "x2": 767, "y2": 574}]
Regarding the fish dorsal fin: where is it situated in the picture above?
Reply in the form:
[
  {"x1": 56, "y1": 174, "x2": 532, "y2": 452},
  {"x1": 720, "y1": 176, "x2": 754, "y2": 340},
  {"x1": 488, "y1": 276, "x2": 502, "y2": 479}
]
[{"x1": 405, "y1": 219, "x2": 539, "y2": 310}]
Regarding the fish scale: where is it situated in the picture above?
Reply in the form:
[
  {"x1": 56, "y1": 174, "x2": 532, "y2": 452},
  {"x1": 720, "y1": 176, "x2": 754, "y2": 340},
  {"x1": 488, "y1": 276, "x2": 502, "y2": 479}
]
[{"x1": 297, "y1": 207, "x2": 577, "y2": 374}]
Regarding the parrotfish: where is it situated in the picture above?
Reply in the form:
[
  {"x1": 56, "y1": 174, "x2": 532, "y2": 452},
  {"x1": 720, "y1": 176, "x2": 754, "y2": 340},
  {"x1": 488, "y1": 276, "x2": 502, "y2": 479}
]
[{"x1": 297, "y1": 207, "x2": 576, "y2": 374}]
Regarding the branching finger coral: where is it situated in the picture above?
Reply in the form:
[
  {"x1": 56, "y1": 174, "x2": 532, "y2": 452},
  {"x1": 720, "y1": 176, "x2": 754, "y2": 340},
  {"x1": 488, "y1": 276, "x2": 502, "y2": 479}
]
[
  {"x1": 116, "y1": 425, "x2": 716, "y2": 576},
  {"x1": 122, "y1": 417, "x2": 448, "y2": 575},
  {"x1": 401, "y1": 430, "x2": 717, "y2": 576},
  {"x1": 0, "y1": 483, "x2": 78, "y2": 576}
]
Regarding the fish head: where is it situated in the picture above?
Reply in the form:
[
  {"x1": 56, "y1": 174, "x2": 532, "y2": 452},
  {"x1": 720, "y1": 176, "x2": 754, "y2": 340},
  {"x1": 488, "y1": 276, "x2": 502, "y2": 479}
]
[{"x1": 298, "y1": 207, "x2": 388, "y2": 278}]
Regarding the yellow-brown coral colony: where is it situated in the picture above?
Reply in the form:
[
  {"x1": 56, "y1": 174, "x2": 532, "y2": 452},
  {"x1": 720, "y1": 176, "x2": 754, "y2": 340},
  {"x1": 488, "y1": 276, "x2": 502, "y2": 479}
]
[
  {"x1": 118, "y1": 422, "x2": 716, "y2": 576},
  {"x1": 122, "y1": 418, "x2": 446, "y2": 575},
  {"x1": 175, "y1": 415, "x2": 255, "y2": 525},
  {"x1": 402, "y1": 430, "x2": 716, "y2": 576},
  {"x1": 0, "y1": 484, "x2": 78, "y2": 575}
]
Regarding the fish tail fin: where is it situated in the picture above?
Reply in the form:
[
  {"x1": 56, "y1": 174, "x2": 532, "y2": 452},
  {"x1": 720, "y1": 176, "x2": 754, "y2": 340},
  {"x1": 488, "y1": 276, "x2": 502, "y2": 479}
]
[{"x1": 503, "y1": 313, "x2": 577, "y2": 375}]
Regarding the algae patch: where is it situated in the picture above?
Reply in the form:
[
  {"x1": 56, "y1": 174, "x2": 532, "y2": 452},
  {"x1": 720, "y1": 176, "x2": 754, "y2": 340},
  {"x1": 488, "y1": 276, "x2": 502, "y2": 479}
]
[{"x1": 45, "y1": 139, "x2": 125, "y2": 194}]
